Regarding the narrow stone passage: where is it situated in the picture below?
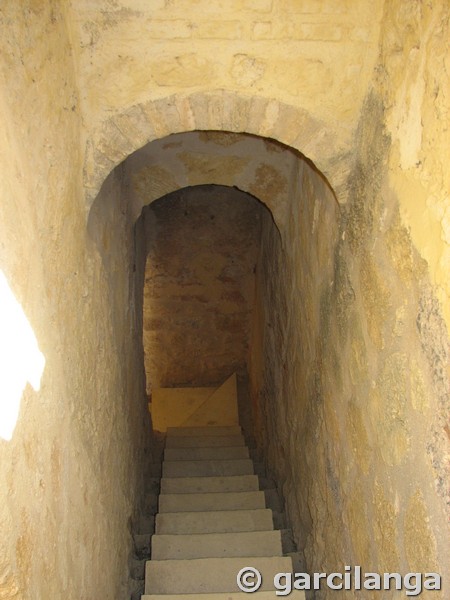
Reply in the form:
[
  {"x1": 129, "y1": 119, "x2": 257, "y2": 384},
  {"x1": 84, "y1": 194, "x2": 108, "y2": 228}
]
[
  {"x1": 2, "y1": 4, "x2": 449, "y2": 599},
  {"x1": 142, "y1": 424, "x2": 305, "y2": 599}
]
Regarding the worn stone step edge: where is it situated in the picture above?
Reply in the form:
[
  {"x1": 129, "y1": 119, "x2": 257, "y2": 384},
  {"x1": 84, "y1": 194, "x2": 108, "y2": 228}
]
[
  {"x1": 164, "y1": 446, "x2": 249, "y2": 461},
  {"x1": 145, "y1": 555, "x2": 294, "y2": 594},
  {"x1": 158, "y1": 490, "x2": 266, "y2": 513},
  {"x1": 151, "y1": 529, "x2": 283, "y2": 560},
  {"x1": 155, "y1": 508, "x2": 274, "y2": 535},
  {"x1": 166, "y1": 426, "x2": 242, "y2": 437},
  {"x1": 165, "y1": 434, "x2": 246, "y2": 448},
  {"x1": 162, "y1": 459, "x2": 254, "y2": 478},
  {"x1": 160, "y1": 474, "x2": 260, "y2": 494}
]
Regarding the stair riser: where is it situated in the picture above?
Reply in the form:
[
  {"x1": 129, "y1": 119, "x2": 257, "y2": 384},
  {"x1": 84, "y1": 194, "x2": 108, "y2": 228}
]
[
  {"x1": 159, "y1": 491, "x2": 266, "y2": 513},
  {"x1": 166, "y1": 426, "x2": 242, "y2": 437},
  {"x1": 144, "y1": 425, "x2": 298, "y2": 600},
  {"x1": 151, "y1": 530, "x2": 283, "y2": 560},
  {"x1": 164, "y1": 447, "x2": 249, "y2": 461},
  {"x1": 160, "y1": 475, "x2": 259, "y2": 494},
  {"x1": 145, "y1": 556, "x2": 293, "y2": 594},
  {"x1": 165, "y1": 435, "x2": 245, "y2": 449},
  {"x1": 155, "y1": 509, "x2": 274, "y2": 535},
  {"x1": 163, "y1": 459, "x2": 254, "y2": 478}
]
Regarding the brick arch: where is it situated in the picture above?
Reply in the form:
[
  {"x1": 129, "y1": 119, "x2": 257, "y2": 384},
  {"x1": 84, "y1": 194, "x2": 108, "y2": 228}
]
[{"x1": 84, "y1": 90, "x2": 350, "y2": 209}]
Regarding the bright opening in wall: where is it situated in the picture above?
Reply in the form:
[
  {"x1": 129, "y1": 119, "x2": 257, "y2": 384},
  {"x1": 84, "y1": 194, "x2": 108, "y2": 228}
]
[{"x1": 0, "y1": 270, "x2": 45, "y2": 441}]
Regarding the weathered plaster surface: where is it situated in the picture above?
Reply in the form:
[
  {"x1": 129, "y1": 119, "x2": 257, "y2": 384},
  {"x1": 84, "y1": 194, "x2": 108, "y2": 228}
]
[
  {"x1": 0, "y1": 4, "x2": 151, "y2": 599},
  {"x1": 1, "y1": 1, "x2": 449, "y2": 598},
  {"x1": 69, "y1": 0, "x2": 383, "y2": 126},
  {"x1": 248, "y1": 5, "x2": 450, "y2": 594},
  {"x1": 378, "y1": 0, "x2": 450, "y2": 329},
  {"x1": 70, "y1": 0, "x2": 450, "y2": 333},
  {"x1": 124, "y1": 131, "x2": 296, "y2": 230},
  {"x1": 141, "y1": 185, "x2": 261, "y2": 391},
  {"x1": 69, "y1": 0, "x2": 384, "y2": 206}
]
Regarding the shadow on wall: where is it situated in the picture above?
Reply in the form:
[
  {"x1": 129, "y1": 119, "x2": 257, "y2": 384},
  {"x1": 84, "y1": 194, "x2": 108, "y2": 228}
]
[
  {"x1": 83, "y1": 129, "x2": 335, "y2": 438},
  {"x1": 0, "y1": 270, "x2": 45, "y2": 441},
  {"x1": 138, "y1": 184, "x2": 272, "y2": 391}
]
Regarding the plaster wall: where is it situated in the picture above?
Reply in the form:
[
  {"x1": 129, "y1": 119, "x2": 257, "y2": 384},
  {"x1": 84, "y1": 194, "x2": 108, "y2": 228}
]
[
  {"x1": 0, "y1": 4, "x2": 151, "y2": 599},
  {"x1": 68, "y1": 0, "x2": 450, "y2": 340},
  {"x1": 378, "y1": 1, "x2": 450, "y2": 334},
  {"x1": 249, "y1": 3, "x2": 450, "y2": 595},
  {"x1": 124, "y1": 131, "x2": 297, "y2": 231},
  {"x1": 71, "y1": 0, "x2": 385, "y2": 207},
  {"x1": 1, "y1": 1, "x2": 449, "y2": 599},
  {"x1": 141, "y1": 185, "x2": 262, "y2": 391}
]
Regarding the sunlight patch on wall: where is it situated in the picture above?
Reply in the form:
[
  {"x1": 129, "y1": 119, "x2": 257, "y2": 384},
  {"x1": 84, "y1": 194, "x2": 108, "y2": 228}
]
[{"x1": 0, "y1": 271, "x2": 45, "y2": 441}]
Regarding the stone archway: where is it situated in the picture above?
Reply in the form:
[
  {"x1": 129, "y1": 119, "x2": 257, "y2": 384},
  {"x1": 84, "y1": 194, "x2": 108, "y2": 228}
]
[
  {"x1": 121, "y1": 130, "x2": 326, "y2": 233},
  {"x1": 83, "y1": 90, "x2": 352, "y2": 210}
]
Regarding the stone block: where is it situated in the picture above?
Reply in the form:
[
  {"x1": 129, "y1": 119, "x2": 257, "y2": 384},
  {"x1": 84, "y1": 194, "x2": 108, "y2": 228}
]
[
  {"x1": 162, "y1": 458, "x2": 254, "y2": 478},
  {"x1": 160, "y1": 474, "x2": 259, "y2": 494},
  {"x1": 151, "y1": 530, "x2": 282, "y2": 560},
  {"x1": 158, "y1": 490, "x2": 266, "y2": 513},
  {"x1": 145, "y1": 556, "x2": 293, "y2": 594},
  {"x1": 155, "y1": 508, "x2": 274, "y2": 535}
]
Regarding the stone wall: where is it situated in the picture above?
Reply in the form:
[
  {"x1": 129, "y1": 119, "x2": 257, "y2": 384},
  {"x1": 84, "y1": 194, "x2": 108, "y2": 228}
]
[
  {"x1": 141, "y1": 185, "x2": 262, "y2": 391},
  {"x1": 0, "y1": 3, "x2": 152, "y2": 598},
  {"x1": 249, "y1": 3, "x2": 450, "y2": 596},
  {"x1": 72, "y1": 0, "x2": 385, "y2": 207},
  {"x1": 70, "y1": 0, "x2": 383, "y2": 133},
  {"x1": 378, "y1": 0, "x2": 450, "y2": 329},
  {"x1": 123, "y1": 131, "x2": 298, "y2": 231},
  {"x1": 249, "y1": 158, "x2": 342, "y2": 568},
  {"x1": 1, "y1": 1, "x2": 449, "y2": 599},
  {"x1": 70, "y1": 0, "x2": 449, "y2": 337}
]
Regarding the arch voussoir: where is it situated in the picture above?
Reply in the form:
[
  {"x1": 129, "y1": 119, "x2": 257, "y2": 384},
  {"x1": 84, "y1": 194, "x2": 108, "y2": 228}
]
[
  {"x1": 188, "y1": 90, "x2": 226, "y2": 132},
  {"x1": 221, "y1": 92, "x2": 253, "y2": 134},
  {"x1": 84, "y1": 90, "x2": 350, "y2": 212}
]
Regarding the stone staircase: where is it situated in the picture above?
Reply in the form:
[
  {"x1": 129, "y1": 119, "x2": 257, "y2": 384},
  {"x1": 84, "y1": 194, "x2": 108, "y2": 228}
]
[{"x1": 141, "y1": 425, "x2": 305, "y2": 599}]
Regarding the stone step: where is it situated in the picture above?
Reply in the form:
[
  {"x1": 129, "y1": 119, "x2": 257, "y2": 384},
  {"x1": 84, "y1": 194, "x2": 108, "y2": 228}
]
[
  {"x1": 163, "y1": 459, "x2": 254, "y2": 478},
  {"x1": 160, "y1": 474, "x2": 259, "y2": 494},
  {"x1": 164, "y1": 446, "x2": 249, "y2": 461},
  {"x1": 155, "y1": 508, "x2": 274, "y2": 535},
  {"x1": 151, "y1": 530, "x2": 283, "y2": 560},
  {"x1": 166, "y1": 426, "x2": 242, "y2": 437},
  {"x1": 145, "y1": 556, "x2": 293, "y2": 594},
  {"x1": 159, "y1": 490, "x2": 266, "y2": 513},
  {"x1": 165, "y1": 434, "x2": 245, "y2": 448},
  {"x1": 142, "y1": 416, "x2": 298, "y2": 599},
  {"x1": 143, "y1": 593, "x2": 306, "y2": 600}
]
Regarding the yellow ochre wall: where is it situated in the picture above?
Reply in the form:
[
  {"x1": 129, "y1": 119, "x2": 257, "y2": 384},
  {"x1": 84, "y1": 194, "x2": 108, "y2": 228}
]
[{"x1": 0, "y1": 1, "x2": 448, "y2": 599}]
